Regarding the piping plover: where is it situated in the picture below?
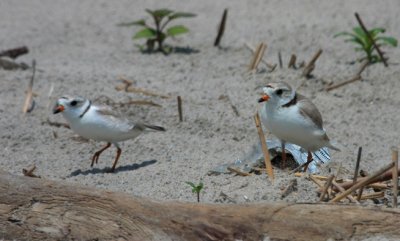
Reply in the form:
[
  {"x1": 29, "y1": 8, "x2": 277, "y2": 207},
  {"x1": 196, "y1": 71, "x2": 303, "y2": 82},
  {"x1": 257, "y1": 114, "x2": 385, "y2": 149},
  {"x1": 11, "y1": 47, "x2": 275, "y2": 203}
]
[
  {"x1": 53, "y1": 96, "x2": 166, "y2": 172},
  {"x1": 258, "y1": 81, "x2": 339, "y2": 171}
]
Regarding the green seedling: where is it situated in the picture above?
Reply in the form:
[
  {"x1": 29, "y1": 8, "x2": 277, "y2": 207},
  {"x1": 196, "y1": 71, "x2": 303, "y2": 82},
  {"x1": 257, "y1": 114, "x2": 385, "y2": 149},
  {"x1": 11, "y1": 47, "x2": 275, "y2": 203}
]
[
  {"x1": 335, "y1": 26, "x2": 397, "y2": 63},
  {"x1": 118, "y1": 9, "x2": 196, "y2": 54},
  {"x1": 185, "y1": 180, "x2": 204, "y2": 203}
]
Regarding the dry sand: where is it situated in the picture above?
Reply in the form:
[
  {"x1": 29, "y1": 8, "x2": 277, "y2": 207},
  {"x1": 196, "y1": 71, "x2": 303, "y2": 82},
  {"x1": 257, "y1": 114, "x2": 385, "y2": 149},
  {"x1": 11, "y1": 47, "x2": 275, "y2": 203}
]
[{"x1": 1, "y1": 0, "x2": 399, "y2": 204}]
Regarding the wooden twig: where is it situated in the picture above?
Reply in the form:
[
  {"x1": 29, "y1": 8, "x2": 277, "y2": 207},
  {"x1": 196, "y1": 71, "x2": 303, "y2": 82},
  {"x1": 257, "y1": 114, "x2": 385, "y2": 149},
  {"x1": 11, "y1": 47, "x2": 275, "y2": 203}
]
[
  {"x1": 227, "y1": 167, "x2": 251, "y2": 176},
  {"x1": 117, "y1": 100, "x2": 162, "y2": 108},
  {"x1": 308, "y1": 175, "x2": 325, "y2": 189},
  {"x1": 335, "y1": 163, "x2": 342, "y2": 181},
  {"x1": 177, "y1": 96, "x2": 183, "y2": 122},
  {"x1": 302, "y1": 49, "x2": 323, "y2": 78},
  {"x1": 245, "y1": 43, "x2": 276, "y2": 70},
  {"x1": 43, "y1": 118, "x2": 70, "y2": 129},
  {"x1": 254, "y1": 113, "x2": 274, "y2": 181},
  {"x1": 355, "y1": 12, "x2": 388, "y2": 67},
  {"x1": 22, "y1": 165, "x2": 40, "y2": 178},
  {"x1": 332, "y1": 180, "x2": 359, "y2": 203},
  {"x1": 325, "y1": 60, "x2": 369, "y2": 91},
  {"x1": 214, "y1": 8, "x2": 228, "y2": 47},
  {"x1": 288, "y1": 54, "x2": 297, "y2": 68},
  {"x1": 392, "y1": 147, "x2": 399, "y2": 207},
  {"x1": 0, "y1": 46, "x2": 28, "y2": 59},
  {"x1": 320, "y1": 175, "x2": 334, "y2": 201},
  {"x1": 331, "y1": 162, "x2": 395, "y2": 202},
  {"x1": 357, "y1": 191, "x2": 385, "y2": 200},
  {"x1": 248, "y1": 42, "x2": 267, "y2": 71},
  {"x1": 353, "y1": 147, "x2": 363, "y2": 184},
  {"x1": 22, "y1": 59, "x2": 36, "y2": 113},
  {"x1": 118, "y1": 76, "x2": 170, "y2": 99},
  {"x1": 278, "y1": 51, "x2": 283, "y2": 69},
  {"x1": 281, "y1": 179, "x2": 297, "y2": 199}
]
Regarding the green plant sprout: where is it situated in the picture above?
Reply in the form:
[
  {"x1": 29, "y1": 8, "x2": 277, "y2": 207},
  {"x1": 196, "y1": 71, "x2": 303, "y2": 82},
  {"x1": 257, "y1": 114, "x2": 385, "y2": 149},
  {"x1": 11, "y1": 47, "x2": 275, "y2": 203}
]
[
  {"x1": 185, "y1": 180, "x2": 204, "y2": 203},
  {"x1": 334, "y1": 27, "x2": 397, "y2": 63},
  {"x1": 118, "y1": 9, "x2": 196, "y2": 54}
]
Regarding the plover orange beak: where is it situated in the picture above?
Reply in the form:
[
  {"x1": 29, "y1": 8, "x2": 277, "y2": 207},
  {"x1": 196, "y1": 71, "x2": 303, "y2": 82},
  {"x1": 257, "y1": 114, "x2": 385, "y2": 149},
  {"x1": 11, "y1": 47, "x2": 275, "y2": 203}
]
[
  {"x1": 53, "y1": 104, "x2": 65, "y2": 114},
  {"x1": 258, "y1": 94, "x2": 270, "y2": 103}
]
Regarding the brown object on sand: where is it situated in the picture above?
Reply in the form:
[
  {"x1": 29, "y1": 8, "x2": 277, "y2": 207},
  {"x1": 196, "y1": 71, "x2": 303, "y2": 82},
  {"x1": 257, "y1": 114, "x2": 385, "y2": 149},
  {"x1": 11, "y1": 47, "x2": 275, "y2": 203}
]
[
  {"x1": 1, "y1": 169, "x2": 400, "y2": 241},
  {"x1": 0, "y1": 46, "x2": 28, "y2": 59}
]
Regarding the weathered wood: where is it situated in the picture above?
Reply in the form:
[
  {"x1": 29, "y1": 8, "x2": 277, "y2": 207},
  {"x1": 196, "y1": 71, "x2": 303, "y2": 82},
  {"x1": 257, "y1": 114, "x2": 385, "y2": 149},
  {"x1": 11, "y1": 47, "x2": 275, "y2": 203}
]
[{"x1": 1, "y1": 170, "x2": 400, "y2": 241}]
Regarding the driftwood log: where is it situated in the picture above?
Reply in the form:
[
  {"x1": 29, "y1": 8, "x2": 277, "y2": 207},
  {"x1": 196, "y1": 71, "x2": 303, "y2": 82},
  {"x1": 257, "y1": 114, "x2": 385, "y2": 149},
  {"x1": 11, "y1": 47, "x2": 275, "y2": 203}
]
[{"x1": 1, "y1": 170, "x2": 400, "y2": 241}]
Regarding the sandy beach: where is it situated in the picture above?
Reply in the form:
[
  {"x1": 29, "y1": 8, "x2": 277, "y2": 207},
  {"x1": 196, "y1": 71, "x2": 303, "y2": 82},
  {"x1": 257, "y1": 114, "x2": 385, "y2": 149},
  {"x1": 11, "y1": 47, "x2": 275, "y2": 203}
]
[{"x1": 1, "y1": 0, "x2": 399, "y2": 204}]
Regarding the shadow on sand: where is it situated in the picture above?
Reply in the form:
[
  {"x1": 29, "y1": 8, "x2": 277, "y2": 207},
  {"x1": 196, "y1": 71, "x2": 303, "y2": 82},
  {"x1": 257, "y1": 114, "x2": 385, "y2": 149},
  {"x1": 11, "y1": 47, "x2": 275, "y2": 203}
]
[{"x1": 68, "y1": 159, "x2": 157, "y2": 176}]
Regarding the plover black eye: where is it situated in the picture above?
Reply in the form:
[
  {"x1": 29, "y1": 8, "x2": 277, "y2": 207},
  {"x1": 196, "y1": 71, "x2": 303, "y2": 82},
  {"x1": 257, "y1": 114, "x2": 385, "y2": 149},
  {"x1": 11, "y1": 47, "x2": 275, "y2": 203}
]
[
  {"x1": 276, "y1": 89, "x2": 283, "y2": 96},
  {"x1": 70, "y1": 100, "x2": 78, "y2": 106}
]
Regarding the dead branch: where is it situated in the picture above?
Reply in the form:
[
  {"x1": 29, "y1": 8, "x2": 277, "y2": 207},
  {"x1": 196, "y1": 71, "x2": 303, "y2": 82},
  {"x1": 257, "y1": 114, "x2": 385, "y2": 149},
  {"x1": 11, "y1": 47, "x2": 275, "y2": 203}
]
[
  {"x1": 288, "y1": 54, "x2": 297, "y2": 68},
  {"x1": 301, "y1": 49, "x2": 323, "y2": 78},
  {"x1": 245, "y1": 42, "x2": 276, "y2": 70},
  {"x1": 177, "y1": 96, "x2": 183, "y2": 122},
  {"x1": 254, "y1": 113, "x2": 274, "y2": 181},
  {"x1": 355, "y1": 12, "x2": 388, "y2": 67},
  {"x1": 325, "y1": 60, "x2": 369, "y2": 91},
  {"x1": 214, "y1": 8, "x2": 228, "y2": 47},
  {"x1": 22, "y1": 59, "x2": 36, "y2": 113},
  {"x1": 0, "y1": 46, "x2": 29, "y2": 59},
  {"x1": 281, "y1": 179, "x2": 297, "y2": 199},
  {"x1": 392, "y1": 147, "x2": 399, "y2": 207},
  {"x1": 331, "y1": 162, "x2": 394, "y2": 202}
]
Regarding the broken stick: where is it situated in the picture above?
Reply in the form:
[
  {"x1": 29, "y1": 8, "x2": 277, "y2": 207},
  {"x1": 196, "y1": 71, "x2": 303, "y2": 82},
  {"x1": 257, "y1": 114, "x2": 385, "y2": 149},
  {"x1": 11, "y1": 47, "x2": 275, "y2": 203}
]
[
  {"x1": 355, "y1": 12, "x2": 388, "y2": 67},
  {"x1": 392, "y1": 147, "x2": 399, "y2": 208},
  {"x1": 22, "y1": 59, "x2": 36, "y2": 113},
  {"x1": 331, "y1": 162, "x2": 394, "y2": 203},
  {"x1": 214, "y1": 8, "x2": 228, "y2": 47},
  {"x1": 254, "y1": 113, "x2": 274, "y2": 181}
]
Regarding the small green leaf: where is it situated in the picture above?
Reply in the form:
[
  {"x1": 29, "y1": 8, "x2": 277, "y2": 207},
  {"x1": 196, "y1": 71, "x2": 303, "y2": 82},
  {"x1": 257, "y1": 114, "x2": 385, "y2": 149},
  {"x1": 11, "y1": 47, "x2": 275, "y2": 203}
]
[
  {"x1": 117, "y1": 19, "x2": 146, "y2": 27},
  {"x1": 352, "y1": 27, "x2": 366, "y2": 38},
  {"x1": 169, "y1": 12, "x2": 196, "y2": 20},
  {"x1": 376, "y1": 36, "x2": 398, "y2": 47},
  {"x1": 133, "y1": 28, "x2": 157, "y2": 39},
  {"x1": 334, "y1": 32, "x2": 357, "y2": 38},
  {"x1": 148, "y1": 8, "x2": 173, "y2": 18},
  {"x1": 185, "y1": 181, "x2": 195, "y2": 188},
  {"x1": 166, "y1": 25, "x2": 189, "y2": 37}
]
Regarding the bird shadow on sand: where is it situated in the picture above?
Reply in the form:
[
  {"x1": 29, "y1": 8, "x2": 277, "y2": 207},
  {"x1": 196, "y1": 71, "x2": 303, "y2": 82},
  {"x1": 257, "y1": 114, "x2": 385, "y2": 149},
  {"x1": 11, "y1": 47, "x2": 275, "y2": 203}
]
[{"x1": 67, "y1": 159, "x2": 157, "y2": 177}]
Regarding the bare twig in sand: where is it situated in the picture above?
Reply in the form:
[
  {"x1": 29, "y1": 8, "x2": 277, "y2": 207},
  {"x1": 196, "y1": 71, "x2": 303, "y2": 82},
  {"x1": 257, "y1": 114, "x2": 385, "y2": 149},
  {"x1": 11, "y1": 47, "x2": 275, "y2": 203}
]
[
  {"x1": 22, "y1": 165, "x2": 40, "y2": 178},
  {"x1": 177, "y1": 96, "x2": 183, "y2": 122},
  {"x1": 320, "y1": 175, "x2": 334, "y2": 201},
  {"x1": 227, "y1": 167, "x2": 252, "y2": 176},
  {"x1": 301, "y1": 49, "x2": 323, "y2": 78},
  {"x1": 308, "y1": 175, "x2": 325, "y2": 189},
  {"x1": 117, "y1": 76, "x2": 171, "y2": 99},
  {"x1": 332, "y1": 180, "x2": 359, "y2": 203},
  {"x1": 335, "y1": 163, "x2": 342, "y2": 181},
  {"x1": 22, "y1": 59, "x2": 36, "y2": 113},
  {"x1": 214, "y1": 8, "x2": 228, "y2": 47},
  {"x1": 281, "y1": 179, "x2": 297, "y2": 199},
  {"x1": 278, "y1": 51, "x2": 283, "y2": 69},
  {"x1": 353, "y1": 147, "x2": 363, "y2": 184},
  {"x1": 331, "y1": 162, "x2": 394, "y2": 203},
  {"x1": 248, "y1": 42, "x2": 267, "y2": 71},
  {"x1": 43, "y1": 118, "x2": 70, "y2": 129},
  {"x1": 325, "y1": 60, "x2": 369, "y2": 91},
  {"x1": 245, "y1": 43, "x2": 276, "y2": 71},
  {"x1": 392, "y1": 147, "x2": 399, "y2": 207},
  {"x1": 355, "y1": 12, "x2": 388, "y2": 67},
  {"x1": 288, "y1": 54, "x2": 297, "y2": 69},
  {"x1": 118, "y1": 100, "x2": 162, "y2": 108},
  {"x1": 0, "y1": 46, "x2": 29, "y2": 59},
  {"x1": 357, "y1": 191, "x2": 385, "y2": 200},
  {"x1": 254, "y1": 113, "x2": 274, "y2": 181}
]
